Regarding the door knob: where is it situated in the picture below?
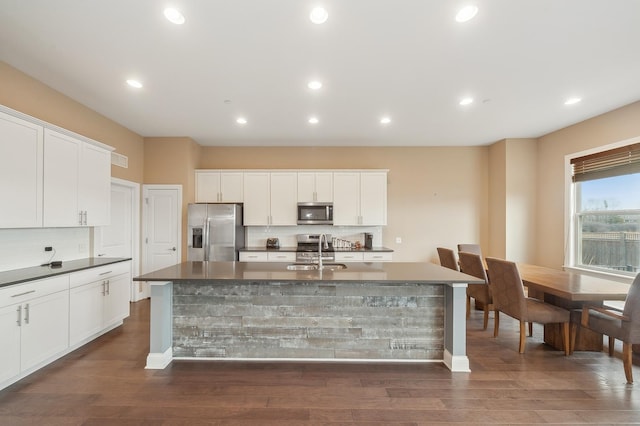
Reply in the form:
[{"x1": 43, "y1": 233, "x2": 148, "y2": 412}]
[{"x1": 170, "y1": 247, "x2": 177, "y2": 251}]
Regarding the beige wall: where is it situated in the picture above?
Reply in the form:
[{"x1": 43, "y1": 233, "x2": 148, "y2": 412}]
[
  {"x1": 0, "y1": 62, "x2": 145, "y2": 183},
  {"x1": 488, "y1": 140, "x2": 507, "y2": 258},
  {"x1": 505, "y1": 138, "x2": 537, "y2": 262},
  {"x1": 536, "y1": 101, "x2": 640, "y2": 268},
  {"x1": 198, "y1": 146, "x2": 489, "y2": 262}
]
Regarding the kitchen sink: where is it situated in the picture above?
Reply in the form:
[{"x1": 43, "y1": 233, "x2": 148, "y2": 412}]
[{"x1": 286, "y1": 263, "x2": 347, "y2": 271}]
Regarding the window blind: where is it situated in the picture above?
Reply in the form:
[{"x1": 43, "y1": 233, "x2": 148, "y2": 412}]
[{"x1": 571, "y1": 142, "x2": 640, "y2": 182}]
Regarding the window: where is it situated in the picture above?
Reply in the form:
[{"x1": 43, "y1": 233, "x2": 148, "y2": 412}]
[{"x1": 570, "y1": 142, "x2": 640, "y2": 275}]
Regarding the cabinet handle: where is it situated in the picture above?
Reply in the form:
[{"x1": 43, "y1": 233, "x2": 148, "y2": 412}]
[
  {"x1": 102, "y1": 280, "x2": 106, "y2": 296},
  {"x1": 106, "y1": 279, "x2": 110, "y2": 295},
  {"x1": 24, "y1": 303, "x2": 30, "y2": 325},
  {"x1": 16, "y1": 305, "x2": 22, "y2": 326},
  {"x1": 99, "y1": 270, "x2": 113, "y2": 276},
  {"x1": 11, "y1": 290, "x2": 36, "y2": 298},
  {"x1": 84, "y1": 211, "x2": 88, "y2": 225},
  {"x1": 78, "y1": 211, "x2": 83, "y2": 225}
]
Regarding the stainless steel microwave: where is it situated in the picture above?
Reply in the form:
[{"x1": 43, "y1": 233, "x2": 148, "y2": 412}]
[{"x1": 297, "y1": 202, "x2": 333, "y2": 225}]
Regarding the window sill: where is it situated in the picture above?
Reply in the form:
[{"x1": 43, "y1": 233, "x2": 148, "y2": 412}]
[{"x1": 562, "y1": 265, "x2": 634, "y2": 284}]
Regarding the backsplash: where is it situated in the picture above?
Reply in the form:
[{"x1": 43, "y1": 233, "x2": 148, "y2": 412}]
[
  {"x1": 246, "y1": 225, "x2": 383, "y2": 248},
  {"x1": 0, "y1": 227, "x2": 91, "y2": 272}
]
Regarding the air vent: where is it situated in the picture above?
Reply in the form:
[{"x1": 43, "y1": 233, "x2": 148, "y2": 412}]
[{"x1": 111, "y1": 152, "x2": 128, "y2": 168}]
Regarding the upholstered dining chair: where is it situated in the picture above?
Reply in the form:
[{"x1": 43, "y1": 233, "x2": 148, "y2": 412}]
[
  {"x1": 579, "y1": 273, "x2": 640, "y2": 383},
  {"x1": 459, "y1": 251, "x2": 493, "y2": 330},
  {"x1": 457, "y1": 243, "x2": 482, "y2": 256},
  {"x1": 485, "y1": 257, "x2": 571, "y2": 355},
  {"x1": 437, "y1": 247, "x2": 458, "y2": 271}
]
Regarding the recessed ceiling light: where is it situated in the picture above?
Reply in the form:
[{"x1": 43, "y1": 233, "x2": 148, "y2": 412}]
[
  {"x1": 310, "y1": 7, "x2": 328, "y2": 24},
  {"x1": 308, "y1": 117, "x2": 319, "y2": 124},
  {"x1": 380, "y1": 117, "x2": 391, "y2": 125},
  {"x1": 455, "y1": 5, "x2": 478, "y2": 23},
  {"x1": 126, "y1": 79, "x2": 143, "y2": 89},
  {"x1": 236, "y1": 117, "x2": 247, "y2": 125},
  {"x1": 164, "y1": 8, "x2": 185, "y2": 25},
  {"x1": 564, "y1": 97, "x2": 582, "y2": 105},
  {"x1": 459, "y1": 97, "x2": 474, "y2": 106},
  {"x1": 307, "y1": 80, "x2": 323, "y2": 90}
]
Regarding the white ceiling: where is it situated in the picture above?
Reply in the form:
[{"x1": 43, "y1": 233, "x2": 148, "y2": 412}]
[{"x1": 1, "y1": 0, "x2": 639, "y2": 147}]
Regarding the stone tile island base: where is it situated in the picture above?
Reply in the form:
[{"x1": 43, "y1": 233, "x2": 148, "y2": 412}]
[
  {"x1": 145, "y1": 280, "x2": 470, "y2": 372},
  {"x1": 173, "y1": 280, "x2": 444, "y2": 360}
]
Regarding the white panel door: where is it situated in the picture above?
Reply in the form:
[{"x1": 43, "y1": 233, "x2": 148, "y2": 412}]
[
  {"x1": 0, "y1": 111, "x2": 43, "y2": 228},
  {"x1": 143, "y1": 186, "x2": 181, "y2": 274}
]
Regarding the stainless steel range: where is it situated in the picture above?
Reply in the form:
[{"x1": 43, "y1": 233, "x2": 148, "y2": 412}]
[{"x1": 296, "y1": 234, "x2": 334, "y2": 263}]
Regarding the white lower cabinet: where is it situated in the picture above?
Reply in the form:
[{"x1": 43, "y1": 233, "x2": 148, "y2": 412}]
[
  {"x1": 240, "y1": 252, "x2": 296, "y2": 262},
  {"x1": 335, "y1": 252, "x2": 364, "y2": 262},
  {"x1": 0, "y1": 275, "x2": 69, "y2": 384},
  {"x1": 267, "y1": 252, "x2": 296, "y2": 262},
  {"x1": 363, "y1": 252, "x2": 393, "y2": 262},
  {"x1": 69, "y1": 262, "x2": 131, "y2": 346},
  {"x1": 335, "y1": 252, "x2": 393, "y2": 262}
]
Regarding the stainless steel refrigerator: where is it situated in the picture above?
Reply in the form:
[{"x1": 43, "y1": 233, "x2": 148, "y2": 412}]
[{"x1": 187, "y1": 204, "x2": 245, "y2": 261}]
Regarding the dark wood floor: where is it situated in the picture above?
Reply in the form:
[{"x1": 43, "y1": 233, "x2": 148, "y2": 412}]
[{"x1": 1, "y1": 299, "x2": 639, "y2": 425}]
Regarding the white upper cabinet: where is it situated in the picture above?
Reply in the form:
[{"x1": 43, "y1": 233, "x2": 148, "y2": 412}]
[
  {"x1": 195, "y1": 170, "x2": 243, "y2": 203},
  {"x1": 43, "y1": 129, "x2": 111, "y2": 227},
  {"x1": 79, "y1": 143, "x2": 111, "y2": 226},
  {"x1": 243, "y1": 172, "x2": 297, "y2": 226},
  {"x1": 297, "y1": 172, "x2": 333, "y2": 202},
  {"x1": 333, "y1": 171, "x2": 387, "y2": 226},
  {"x1": 359, "y1": 172, "x2": 387, "y2": 225},
  {"x1": 269, "y1": 172, "x2": 297, "y2": 225},
  {"x1": 0, "y1": 111, "x2": 44, "y2": 228}
]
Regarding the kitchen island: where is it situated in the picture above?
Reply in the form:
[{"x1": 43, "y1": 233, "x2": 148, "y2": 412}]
[{"x1": 134, "y1": 261, "x2": 482, "y2": 372}]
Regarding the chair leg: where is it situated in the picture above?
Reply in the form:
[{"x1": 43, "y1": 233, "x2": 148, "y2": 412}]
[
  {"x1": 623, "y1": 343, "x2": 633, "y2": 384},
  {"x1": 466, "y1": 296, "x2": 471, "y2": 319},
  {"x1": 482, "y1": 305, "x2": 489, "y2": 330},
  {"x1": 562, "y1": 322, "x2": 570, "y2": 356},
  {"x1": 528, "y1": 322, "x2": 533, "y2": 337},
  {"x1": 608, "y1": 336, "x2": 615, "y2": 356},
  {"x1": 570, "y1": 322, "x2": 578, "y2": 354},
  {"x1": 493, "y1": 310, "x2": 500, "y2": 338},
  {"x1": 519, "y1": 321, "x2": 526, "y2": 353}
]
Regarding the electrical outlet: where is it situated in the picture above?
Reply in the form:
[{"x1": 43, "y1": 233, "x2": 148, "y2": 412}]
[{"x1": 44, "y1": 246, "x2": 53, "y2": 252}]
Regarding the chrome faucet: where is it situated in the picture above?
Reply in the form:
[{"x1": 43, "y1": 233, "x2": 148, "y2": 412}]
[{"x1": 318, "y1": 233, "x2": 328, "y2": 269}]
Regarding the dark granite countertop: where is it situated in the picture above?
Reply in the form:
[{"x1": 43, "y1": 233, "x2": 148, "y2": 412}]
[
  {"x1": 240, "y1": 246, "x2": 394, "y2": 252},
  {"x1": 0, "y1": 257, "x2": 132, "y2": 288},
  {"x1": 134, "y1": 261, "x2": 481, "y2": 285}
]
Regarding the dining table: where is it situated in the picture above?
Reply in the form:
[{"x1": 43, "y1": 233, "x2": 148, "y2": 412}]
[{"x1": 517, "y1": 263, "x2": 631, "y2": 351}]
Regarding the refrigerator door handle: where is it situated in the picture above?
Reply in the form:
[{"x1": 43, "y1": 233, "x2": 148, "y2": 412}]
[{"x1": 204, "y1": 218, "x2": 211, "y2": 261}]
